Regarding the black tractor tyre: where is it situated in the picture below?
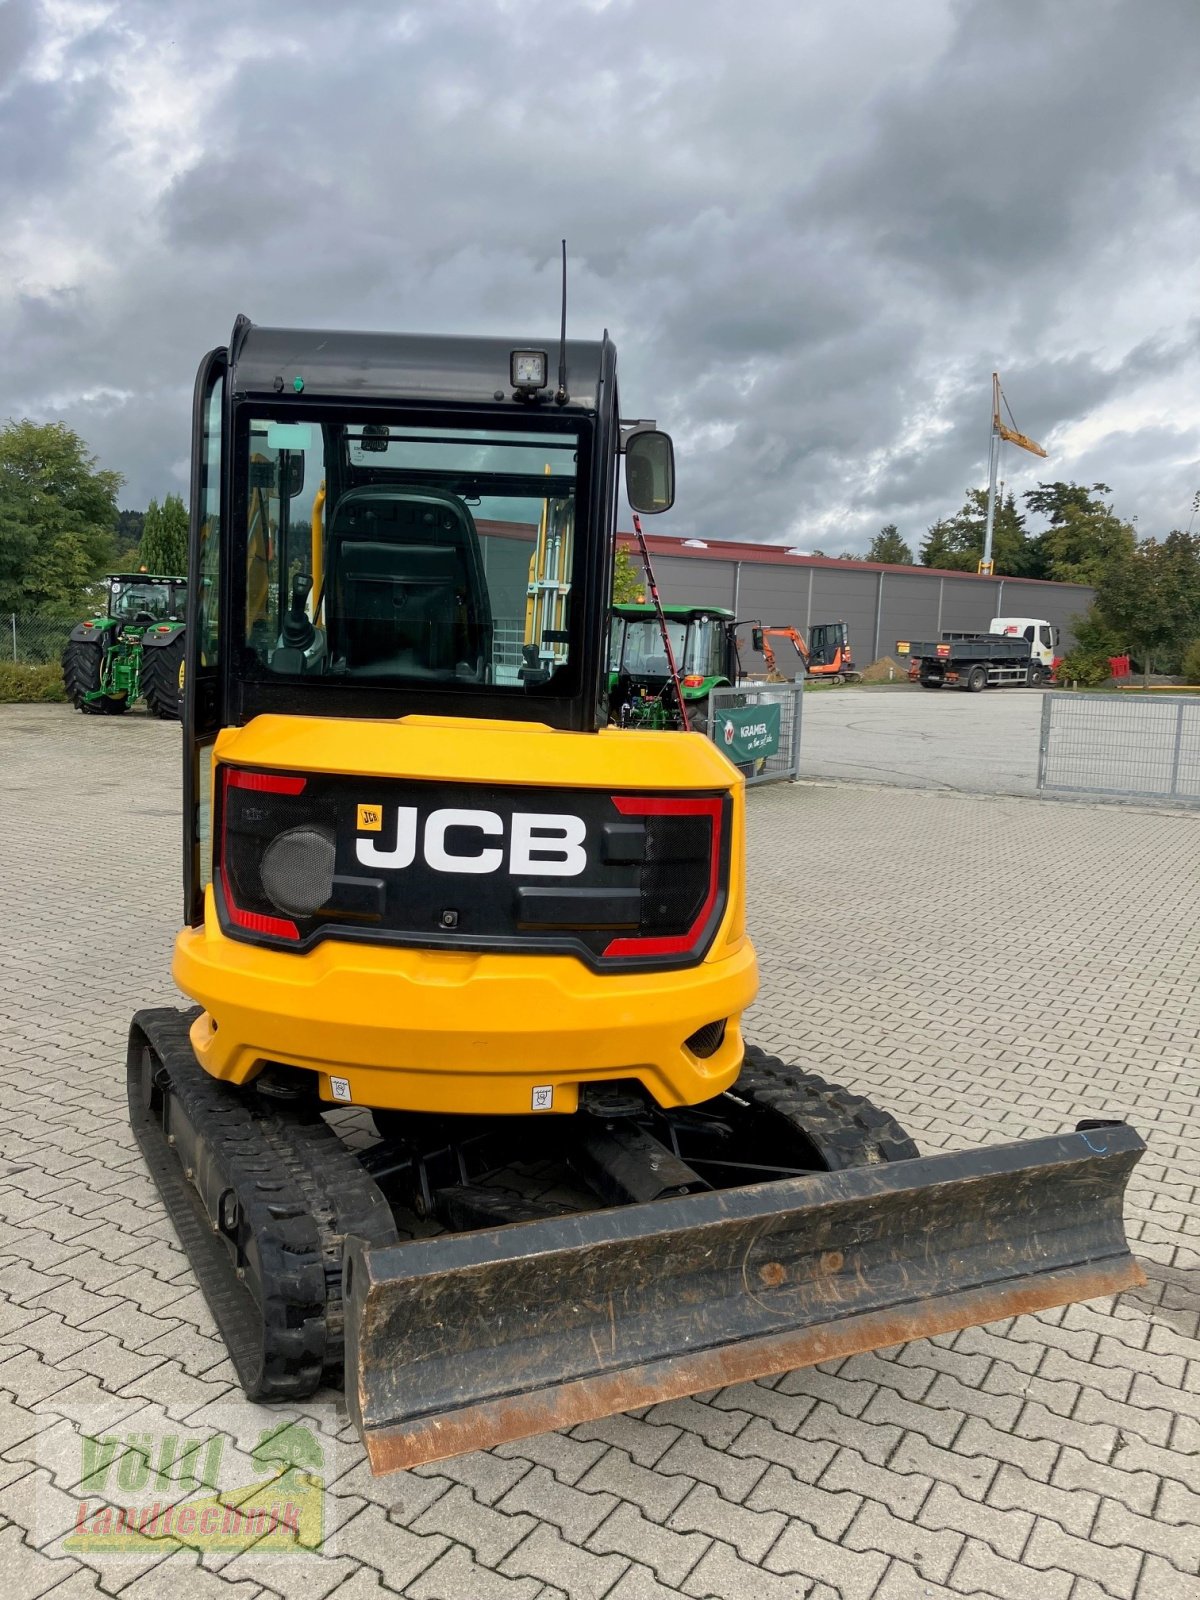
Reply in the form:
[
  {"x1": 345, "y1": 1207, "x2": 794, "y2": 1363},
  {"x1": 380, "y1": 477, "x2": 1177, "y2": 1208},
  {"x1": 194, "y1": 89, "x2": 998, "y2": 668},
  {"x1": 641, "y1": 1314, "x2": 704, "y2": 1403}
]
[
  {"x1": 966, "y1": 664, "x2": 988, "y2": 693},
  {"x1": 738, "y1": 1045, "x2": 921, "y2": 1167},
  {"x1": 142, "y1": 632, "x2": 186, "y2": 720},
  {"x1": 61, "y1": 638, "x2": 126, "y2": 715}
]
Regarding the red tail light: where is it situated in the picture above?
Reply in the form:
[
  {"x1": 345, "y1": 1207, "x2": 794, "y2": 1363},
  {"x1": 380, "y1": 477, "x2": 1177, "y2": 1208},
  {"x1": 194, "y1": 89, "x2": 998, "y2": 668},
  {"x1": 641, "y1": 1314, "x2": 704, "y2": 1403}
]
[
  {"x1": 602, "y1": 795, "x2": 724, "y2": 959},
  {"x1": 217, "y1": 767, "x2": 310, "y2": 941},
  {"x1": 681, "y1": 674, "x2": 704, "y2": 688}
]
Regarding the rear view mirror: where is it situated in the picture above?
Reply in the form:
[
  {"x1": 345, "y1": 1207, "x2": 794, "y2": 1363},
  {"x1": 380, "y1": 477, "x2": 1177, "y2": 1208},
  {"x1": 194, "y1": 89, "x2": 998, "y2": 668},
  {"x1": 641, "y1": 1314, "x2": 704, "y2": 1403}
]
[
  {"x1": 751, "y1": 627, "x2": 765, "y2": 653},
  {"x1": 625, "y1": 430, "x2": 675, "y2": 514}
]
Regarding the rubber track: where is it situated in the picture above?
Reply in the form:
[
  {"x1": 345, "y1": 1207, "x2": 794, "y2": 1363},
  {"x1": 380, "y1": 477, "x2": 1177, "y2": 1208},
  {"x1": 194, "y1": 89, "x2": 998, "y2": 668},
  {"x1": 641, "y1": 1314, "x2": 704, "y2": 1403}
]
[
  {"x1": 128, "y1": 1007, "x2": 396, "y2": 1400},
  {"x1": 738, "y1": 1044, "x2": 921, "y2": 1167}
]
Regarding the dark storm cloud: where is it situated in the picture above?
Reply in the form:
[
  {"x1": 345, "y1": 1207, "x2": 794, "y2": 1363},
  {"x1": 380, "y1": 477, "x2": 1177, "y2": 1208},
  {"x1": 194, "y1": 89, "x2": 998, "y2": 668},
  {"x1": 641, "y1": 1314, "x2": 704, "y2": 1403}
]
[{"x1": 1, "y1": 0, "x2": 1198, "y2": 553}]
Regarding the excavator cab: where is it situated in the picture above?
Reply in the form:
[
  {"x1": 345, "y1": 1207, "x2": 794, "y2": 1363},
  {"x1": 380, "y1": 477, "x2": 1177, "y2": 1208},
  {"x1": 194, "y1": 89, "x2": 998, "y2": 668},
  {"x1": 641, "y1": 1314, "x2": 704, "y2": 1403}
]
[
  {"x1": 807, "y1": 620, "x2": 846, "y2": 670},
  {"x1": 128, "y1": 314, "x2": 1144, "y2": 1476}
]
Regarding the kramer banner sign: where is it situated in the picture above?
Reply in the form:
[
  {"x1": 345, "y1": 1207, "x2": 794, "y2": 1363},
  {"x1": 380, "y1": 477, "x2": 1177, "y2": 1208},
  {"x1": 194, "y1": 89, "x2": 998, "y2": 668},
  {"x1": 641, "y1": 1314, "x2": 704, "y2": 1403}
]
[{"x1": 720, "y1": 701, "x2": 781, "y2": 763}]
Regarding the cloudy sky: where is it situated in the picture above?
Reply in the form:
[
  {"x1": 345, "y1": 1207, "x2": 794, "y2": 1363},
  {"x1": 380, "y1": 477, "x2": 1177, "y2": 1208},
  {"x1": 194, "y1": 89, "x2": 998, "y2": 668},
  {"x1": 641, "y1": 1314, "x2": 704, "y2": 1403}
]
[{"x1": 2, "y1": 0, "x2": 1199, "y2": 553}]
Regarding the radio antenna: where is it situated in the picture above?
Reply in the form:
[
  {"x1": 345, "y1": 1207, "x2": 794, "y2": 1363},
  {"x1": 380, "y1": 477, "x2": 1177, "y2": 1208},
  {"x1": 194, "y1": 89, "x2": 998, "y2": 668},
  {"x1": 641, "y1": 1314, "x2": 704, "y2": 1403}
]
[{"x1": 555, "y1": 239, "x2": 569, "y2": 405}]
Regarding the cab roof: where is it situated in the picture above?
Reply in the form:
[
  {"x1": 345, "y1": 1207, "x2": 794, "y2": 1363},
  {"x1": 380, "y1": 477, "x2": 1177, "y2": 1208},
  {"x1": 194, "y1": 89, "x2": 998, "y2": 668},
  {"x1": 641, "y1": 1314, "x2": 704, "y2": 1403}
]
[
  {"x1": 613, "y1": 603, "x2": 734, "y2": 622},
  {"x1": 229, "y1": 319, "x2": 611, "y2": 413}
]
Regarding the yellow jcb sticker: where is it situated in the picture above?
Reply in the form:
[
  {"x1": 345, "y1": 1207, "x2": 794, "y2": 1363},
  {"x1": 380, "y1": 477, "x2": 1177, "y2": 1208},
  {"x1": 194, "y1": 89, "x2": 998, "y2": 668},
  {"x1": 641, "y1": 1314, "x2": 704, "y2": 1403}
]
[{"x1": 356, "y1": 804, "x2": 382, "y2": 832}]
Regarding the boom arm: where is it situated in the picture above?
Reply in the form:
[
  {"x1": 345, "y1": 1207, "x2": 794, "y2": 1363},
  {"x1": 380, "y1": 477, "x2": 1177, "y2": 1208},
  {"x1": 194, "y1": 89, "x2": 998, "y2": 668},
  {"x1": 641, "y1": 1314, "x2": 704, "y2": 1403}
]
[{"x1": 751, "y1": 624, "x2": 809, "y2": 681}]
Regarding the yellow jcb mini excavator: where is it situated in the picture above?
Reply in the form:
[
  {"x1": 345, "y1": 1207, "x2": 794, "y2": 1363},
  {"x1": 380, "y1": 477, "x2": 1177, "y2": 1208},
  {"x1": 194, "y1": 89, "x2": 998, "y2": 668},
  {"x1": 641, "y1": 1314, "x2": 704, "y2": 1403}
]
[{"x1": 128, "y1": 315, "x2": 1144, "y2": 1475}]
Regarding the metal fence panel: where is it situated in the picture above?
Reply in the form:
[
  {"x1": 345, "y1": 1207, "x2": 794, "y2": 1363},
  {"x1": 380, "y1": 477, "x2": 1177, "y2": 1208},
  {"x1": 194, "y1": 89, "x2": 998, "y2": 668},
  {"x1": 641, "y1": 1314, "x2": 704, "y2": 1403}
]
[
  {"x1": 706, "y1": 683, "x2": 803, "y2": 785},
  {"x1": 9, "y1": 615, "x2": 76, "y2": 664},
  {"x1": 1038, "y1": 692, "x2": 1200, "y2": 802}
]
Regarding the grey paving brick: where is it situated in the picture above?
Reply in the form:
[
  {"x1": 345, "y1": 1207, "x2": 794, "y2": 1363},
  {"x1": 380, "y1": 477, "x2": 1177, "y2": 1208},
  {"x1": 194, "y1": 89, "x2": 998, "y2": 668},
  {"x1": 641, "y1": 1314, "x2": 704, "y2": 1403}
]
[
  {"x1": 118, "y1": 1552, "x2": 265, "y2": 1600},
  {"x1": 491, "y1": 1430, "x2": 608, "y2": 1487},
  {"x1": 986, "y1": 1461, "x2": 1099, "y2": 1540},
  {"x1": 844, "y1": 1496, "x2": 963, "y2": 1584},
  {"x1": 745, "y1": 1464, "x2": 860, "y2": 1542},
  {"x1": 642, "y1": 1396, "x2": 752, "y2": 1451},
  {"x1": 1037, "y1": 1346, "x2": 1133, "y2": 1404},
  {"x1": 1049, "y1": 1445, "x2": 1158, "y2": 1516},
  {"x1": 604, "y1": 1561, "x2": 704, "y2": 1600},
  {"x1": 876, "y1": 1561, "x2": 964, "y2": 1600},
  {"x1": 314, "y1": 1572, "x2": 402, "y2": 1600},
  {"x1": 574, "y1": 1448, "x2": 691, "y2": 1524},
  {"x1": 765, "y1": 1516, "x2": 889, "y2": 1600},
  {"x1": 795, "y1": 1399, "x2": 903, "y2": 1467},
  {"x1": 496, "y1": 1465, "x2": 616, "y2": 1545},
  {"x1": 919, "y1": 1479, "x2": 1033, "y2": 1563},
  {"x1": 774, "y1": 1364, "x2": 878, "y2": 1418},
  {"x1": 980, "y1": 1361, "x2": 1079, "y2": 1423},
  {"x1": 1013, "y1": 1399, "x2": 1112, "y2": 1466},
  {"x1": 405, "y1": 1540, "x2": 541, "y2": 1600},
  {"x1": 1133, "y1": 1552, "x2": 1200, "y2": 1600},
  {"x1": 0, "y1": 1523, "x2": 80, "y2": 1600},
  {"x1": 500, "y1": 1524, "x2": 629, "y2": 1600},
  {"x1": 893, "y1": 1337, "x2": 993, "y2": 1390},
  {"x1": 708, "y1": 1381, "x2": 816, "y2": 1432},
  {"x1": 1091, "y1": 1496, "x2": 1199, "y2": 1571},
  {"x1": 667, "y1": 1481, "x2": 785, "y2": 1565},
  {"x1": 682, "y1": 1540, "x2": 813, "y2": 1600},
  {"x1": 819, "y1": 1443, "x2": 933, "y2": 1519},
  {"x1": 411, "y1": 1482, "x2": 533, "y2": 1567},
  {"x1": 861, "y1": 1383, "x2": 966, "y2": 1448},
  {"x1": 889, "y1": 1432, "x2": 997, "y2": 1501},
  {"x1": 409, "y1": 1450, "x2": 531, "y2": 1508},
  {"x1": 653, "y1": 1430, "x2": 767, "y2": 1503},
  {"x1": 587, "y1": 1501, "x2": 709, "y2": 1588},
  {"x1": 949, "y1": 1536, "x2": 1074, "y2": 1600},
  {"x1": 570, "y1": 1415, "x2": 678, "y2": 1470},
  {"x1": 218, "y1": 1549, "x2": 361, "y2": 1600},
  {"x1": 1023, "y1": 1516, "x2": 1144, "y2": 1599},
  {"x1": 37, "y1": 1573, "x2": 120, "y2": 1600},
  {"x1": 727, "y1": 1416, "x2": 837, "y2": 1484},
  {"x1": 1070, "y1": 1386, "x2": 1174, "y2": 1449}
]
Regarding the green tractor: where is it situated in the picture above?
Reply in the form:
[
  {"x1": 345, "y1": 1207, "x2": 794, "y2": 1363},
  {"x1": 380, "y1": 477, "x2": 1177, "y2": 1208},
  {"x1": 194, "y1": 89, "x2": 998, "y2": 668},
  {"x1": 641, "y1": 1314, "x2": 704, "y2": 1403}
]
[
  {"x1": 608, "y1": 602, "x2": 738, "y2": 733},
  {"x1": 62, "y1": 573, "x2": 187, "y2": 719}
]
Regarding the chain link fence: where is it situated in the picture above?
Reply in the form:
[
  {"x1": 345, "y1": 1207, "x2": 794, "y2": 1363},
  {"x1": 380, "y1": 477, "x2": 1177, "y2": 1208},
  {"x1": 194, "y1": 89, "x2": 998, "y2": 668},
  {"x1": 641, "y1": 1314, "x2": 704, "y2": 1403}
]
[
  {"x1": 706, "y1": 683, "x2": 803, "y2": 784},
  {"x1": 1038, "y1": 691, "x2": 1200, "y2": 803},
  {"x1": 7, "y1": 615, "x2": 77, "y2": 665}
]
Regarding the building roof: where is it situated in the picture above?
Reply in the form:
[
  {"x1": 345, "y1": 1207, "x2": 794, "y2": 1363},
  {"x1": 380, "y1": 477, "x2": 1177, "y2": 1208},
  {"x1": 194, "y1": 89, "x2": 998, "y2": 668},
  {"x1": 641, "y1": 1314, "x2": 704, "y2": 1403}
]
[{"x1": 616, "y1": 531, "x2": 1090, "y2": 588}]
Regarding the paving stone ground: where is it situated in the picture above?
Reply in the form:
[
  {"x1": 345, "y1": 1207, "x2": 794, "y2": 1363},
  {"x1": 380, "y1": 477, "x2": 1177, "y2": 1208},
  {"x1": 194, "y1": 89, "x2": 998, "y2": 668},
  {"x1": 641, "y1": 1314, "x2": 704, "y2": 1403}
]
[{"x1": 0, "y1": 703, "x2": 1196, "y2": 1600}]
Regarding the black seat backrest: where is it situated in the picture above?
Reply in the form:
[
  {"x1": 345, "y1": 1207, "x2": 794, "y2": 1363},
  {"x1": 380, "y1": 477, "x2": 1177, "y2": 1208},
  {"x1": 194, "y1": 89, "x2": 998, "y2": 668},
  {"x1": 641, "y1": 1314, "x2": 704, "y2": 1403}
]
[
  {"x1": 338, "y1": 541, "x2": 459, "y2": 672},
  {"x1": 325, "y1": 488, "x2": 492, "y2": 678}
]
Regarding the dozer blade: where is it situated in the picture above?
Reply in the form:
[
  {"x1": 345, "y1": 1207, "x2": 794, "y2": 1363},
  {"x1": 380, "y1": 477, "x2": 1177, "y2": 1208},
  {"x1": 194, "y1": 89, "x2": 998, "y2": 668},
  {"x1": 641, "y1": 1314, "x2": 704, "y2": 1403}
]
[{"x1": 344, "y1": 1123, "x2": 1145, "y2": 1473}]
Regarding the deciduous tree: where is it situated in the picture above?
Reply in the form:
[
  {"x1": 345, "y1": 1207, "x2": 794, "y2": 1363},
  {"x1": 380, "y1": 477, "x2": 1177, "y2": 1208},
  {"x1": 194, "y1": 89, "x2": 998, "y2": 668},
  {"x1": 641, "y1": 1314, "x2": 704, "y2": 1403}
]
[
  {"x1": 1024, "y1": 481, "x2": 1136, "y2": 587},
  {"x1": 0, "y1": 419, "x2": 120, "y2": 613}
]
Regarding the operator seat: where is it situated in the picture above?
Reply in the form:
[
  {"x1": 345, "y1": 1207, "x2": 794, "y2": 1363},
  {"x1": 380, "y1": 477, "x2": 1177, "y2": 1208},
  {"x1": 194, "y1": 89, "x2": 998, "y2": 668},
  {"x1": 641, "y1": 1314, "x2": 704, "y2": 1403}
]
[{"x1": 324, "y1": 487, "x2": 492, "y2": 681}]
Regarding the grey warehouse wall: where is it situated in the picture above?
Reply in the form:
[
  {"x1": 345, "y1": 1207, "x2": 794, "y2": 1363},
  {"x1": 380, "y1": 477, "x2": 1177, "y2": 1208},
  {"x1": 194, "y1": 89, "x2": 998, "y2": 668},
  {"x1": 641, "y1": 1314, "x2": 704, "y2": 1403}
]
[{"x1": 642, "y1": 555, "x2": 1094, "y2": 674}]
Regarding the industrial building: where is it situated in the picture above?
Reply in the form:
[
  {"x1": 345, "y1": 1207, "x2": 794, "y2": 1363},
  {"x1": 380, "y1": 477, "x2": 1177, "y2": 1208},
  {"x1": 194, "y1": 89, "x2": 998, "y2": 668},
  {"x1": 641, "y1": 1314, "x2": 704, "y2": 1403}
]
[{"x1": 616, "y1": 532, "x2": 1094, "y2": 670}]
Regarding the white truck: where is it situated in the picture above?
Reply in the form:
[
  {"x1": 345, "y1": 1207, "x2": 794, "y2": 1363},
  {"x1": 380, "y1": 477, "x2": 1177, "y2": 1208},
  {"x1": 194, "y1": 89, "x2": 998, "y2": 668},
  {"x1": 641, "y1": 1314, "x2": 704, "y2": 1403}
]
[{"x1": 896, "y1": 616, "x2": 1060, "y2": 692}]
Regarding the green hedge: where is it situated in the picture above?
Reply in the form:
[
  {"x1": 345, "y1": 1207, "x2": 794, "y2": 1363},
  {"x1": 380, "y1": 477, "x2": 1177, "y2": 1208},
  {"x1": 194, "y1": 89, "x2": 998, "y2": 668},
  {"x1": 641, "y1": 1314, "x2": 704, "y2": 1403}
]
[{"x1": 0, "y1": 661, "x2": 69, "y2": 702}]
